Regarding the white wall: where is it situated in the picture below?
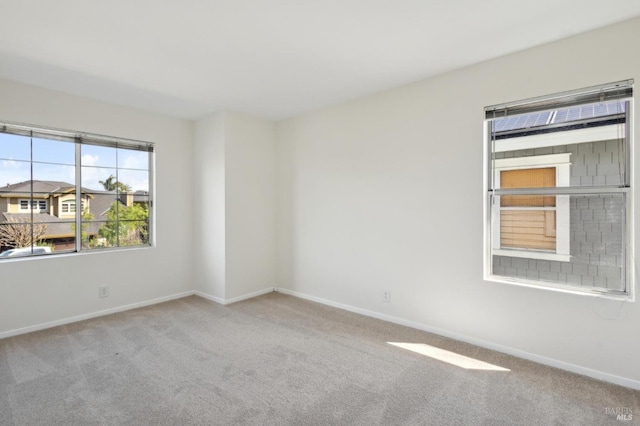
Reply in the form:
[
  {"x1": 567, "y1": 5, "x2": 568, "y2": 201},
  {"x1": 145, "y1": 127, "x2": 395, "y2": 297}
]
[
  {"x1": 276, "y1": 18, "x2": 640, "y2": 386},
  {"x1": 225, "y1": 113, "x2": 277, "y2": 299},
  {"x1": 194, "y1": 112, "x2": 227, "y2": 299},
  {"x1": 0, "y1": 79, "x2": 194, "y2": 336},
  {"x1": 194, "y1": 112, "x2": 276, "y2": 301}
]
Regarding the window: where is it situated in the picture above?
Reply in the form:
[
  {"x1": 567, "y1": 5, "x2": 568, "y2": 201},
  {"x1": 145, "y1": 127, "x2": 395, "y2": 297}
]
[
  {"x1": 61, "y1": 200, "x2": 84, "y2": 213},
  {"x1": 492, "y1": 154, "x2": 570, "y2": 262},
  {"x1": 61, "y1": 201, "x2": 75, "y2": 213},
  {"x1": 0, "y1": 122, "x2": 154, "y2": 259},
  {"x1": 19, "y1": 199, "x2": 47, "y2": 212},
  {"x1": 484, "y1": 80, "x2": 632, "y2": 297}
]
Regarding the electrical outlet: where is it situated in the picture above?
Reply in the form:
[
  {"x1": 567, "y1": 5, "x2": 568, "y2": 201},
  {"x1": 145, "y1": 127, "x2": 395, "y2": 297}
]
[
  {"x1": 383, "y1": 289, "x2": 390, "y2": 303},
  {"x1": 99, "y1": 286, "x2": 109, "y2": 298}
]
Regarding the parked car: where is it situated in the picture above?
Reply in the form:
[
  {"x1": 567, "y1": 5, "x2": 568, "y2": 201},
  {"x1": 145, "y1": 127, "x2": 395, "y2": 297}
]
[{"x1": 0, "y1": 246, "x2": 52, "y2": 257}]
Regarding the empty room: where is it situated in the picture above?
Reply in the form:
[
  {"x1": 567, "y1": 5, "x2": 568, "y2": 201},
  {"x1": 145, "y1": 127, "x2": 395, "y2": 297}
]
[{"x1": 1, "y1": 1, "x2": 639, "y2": 424}]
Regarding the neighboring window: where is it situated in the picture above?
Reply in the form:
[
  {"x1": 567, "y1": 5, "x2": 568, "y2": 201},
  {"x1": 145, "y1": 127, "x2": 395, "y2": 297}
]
[
  {"x1": 61, "y1": 200, "x2": 84, "y2": 213},
  {"x1": 484, "y1": 80, "x2": 633, "y2": 297},
  {"x1": 492, "y1": 154, "x2": 571, "y2": 262},
  {"x1": 61, "y1": 201, "x2": 74, "y2": 213},
  {"x1": 0, "y1": 122, "x2": 154, "y2": 259},
  {"x1": 19, "y1": 199, "x2": 47, "y2": 212}
]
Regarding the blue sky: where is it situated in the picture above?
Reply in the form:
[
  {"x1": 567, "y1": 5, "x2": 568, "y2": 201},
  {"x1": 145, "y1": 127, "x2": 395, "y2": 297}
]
[{"x1": 0, "y1": 134, "x2": 149, "y2": 192}]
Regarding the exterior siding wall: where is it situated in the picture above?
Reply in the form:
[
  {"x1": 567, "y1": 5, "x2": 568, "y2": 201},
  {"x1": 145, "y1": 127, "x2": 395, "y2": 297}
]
[
  {"x1": 492, "y1": 139, "x2": 625, "y2": 291},
  {"x1": 8, "y1": 198, "x2": 18, "y2": 213}
]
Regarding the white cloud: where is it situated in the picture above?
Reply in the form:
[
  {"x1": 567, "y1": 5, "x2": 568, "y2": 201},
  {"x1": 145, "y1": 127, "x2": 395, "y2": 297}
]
[
  {"x1": 2, "y1": 159, "x2": 20, "y2": 168},
  {"x1": 0, "y1": 161, "x2": 30, "y2": 187},
  {"x1": 120, "y1": 151, "x2": 148, "y2": 171},
  {"x1": 81, "y1": 154, "x2": 99, "y2": 166}
]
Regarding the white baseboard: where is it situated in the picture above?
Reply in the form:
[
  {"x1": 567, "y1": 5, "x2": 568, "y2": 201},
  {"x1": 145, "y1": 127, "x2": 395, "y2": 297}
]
[
  {"x1": 1, "y1": 287, "x2": 275, "y2": 340},
  {"x1": 194, "y1": 287, "x2": 275, "y2": 305},
  {"x1": 5, "y1": 284, "x2": 637, "y2": 390},
  {"x1": 0, "y1": 291, "x2": 196, "y2": 340},
  {"x1": 276, "y1": 287, "x2": 640, "y2": 391},
  {"x1": 193, "y1": 291, "x2": 225, "y2": 304}
]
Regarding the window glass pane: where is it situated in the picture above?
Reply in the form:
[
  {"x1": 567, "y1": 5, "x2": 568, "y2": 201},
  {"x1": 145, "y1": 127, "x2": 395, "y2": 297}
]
[
  {"x1": 494, "y1": 141, "x2": 626, "y2": 188},
  {"x1": 81, "y1": 190, "x2": 149, "y2": 250},
  {"x1": 83, "y1": 191, "x2": 117, "y2": 219},
  {"x1": 132, "y1": 191, "x2": 149, "y2": 205},
  {"x1": 491, "y1": 193, "x2": 625, "y2": 292},
  {"x1": 0, "y1": 133, "x2": 30, "y2": 162},
  {"x1": 491, "y1": 100, "x2": 627, "y2": 188},
  {"x1": 0, "y1": 220, "x2": 59, "y2": 257},
  {"x1": 118, "y1": 220, "x2": 149, "y2": 247},
  {"x1": 81, "y1": 145, "x2": 117, "y2": 168},
  {"x1": 38, "y1": 219, "x2": 75, "y2": 254},
  {"x1": 84, "y1": 199, "x2": 149, "y2": 249},
  {"x1": 32, "y1": 138, "x2": 75, "y2": 165},
  {"x1": 0, "y1": 160, "x2": 31, "y2": 191},
  {"x1": 501, "y1": 193, "x2": 556, "y2": 208},
  {"x1": 117, "y1": 149, "x2": 149, "y2": 171},
  {"x1": 32, "y1": 163, "x2": 75, "y2": 188},
  {"x1": 82, "y1": 218, "x2": 149, "y2": 249},
  {"x1": 500, "y1": 209, "x2": 556, "y2": 251},
  {"x1": 81, "y1": 220, "x2": 108, "y2": 249},
  {"x1": 0, "y1": 222, "x2": 32, "y2": 256},
  {"x1": 82, "y1": 167, "x2": 118, "y2": 191},
  {"x1": 62, "y1": 202, "x2": 77, "y2": 213},
  {"x1": 501, "y1": 168, "x2": 555, "y2": 190},
  {"x1": 118, "y1": 169, "x2": 149, "y2": 193}
]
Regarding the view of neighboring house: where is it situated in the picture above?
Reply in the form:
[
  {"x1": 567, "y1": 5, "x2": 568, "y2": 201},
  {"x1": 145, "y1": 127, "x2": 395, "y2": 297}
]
[
  {"x1": 0, "y1": 180, "x2": 149, "y2": 252},
  {"x1": 489, "y1": 101, "x2": 627, "y2": 292}
]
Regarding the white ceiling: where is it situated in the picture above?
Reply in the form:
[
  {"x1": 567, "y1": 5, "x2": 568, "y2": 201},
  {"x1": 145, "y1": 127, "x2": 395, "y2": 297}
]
[{"x1": 0, "y1": 1, "x2": 639, "y2": 121}]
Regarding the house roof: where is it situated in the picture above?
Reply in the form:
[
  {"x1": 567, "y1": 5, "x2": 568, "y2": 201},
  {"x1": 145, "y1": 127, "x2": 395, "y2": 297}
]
[
  {"x1": 90, "y1": 193, "x2": 120, "y2": 217},
  {"x1": 2, "y1": 212, "x2": 76, "y2": 238},
  {"x1": 0, "y1": 180, "x2": 76, "y2": 195},
  {"x1": 0, "y1": 180, "x2": 136, "y2": 239},
  {"x1": 133, "y1": 191, "x2": 149, "y2": 204}
]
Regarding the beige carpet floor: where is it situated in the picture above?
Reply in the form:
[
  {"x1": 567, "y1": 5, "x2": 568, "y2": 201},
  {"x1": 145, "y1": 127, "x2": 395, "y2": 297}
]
[{"x1": 0, "y1": 292, "x2": 638, "y2": 425}]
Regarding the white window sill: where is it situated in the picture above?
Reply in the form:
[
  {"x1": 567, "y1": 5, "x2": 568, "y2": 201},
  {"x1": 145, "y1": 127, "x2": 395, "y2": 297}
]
[
  {"x1": 484, "y1": 274, "x2": 632, "y2": 300},
  {"x1": 493, "y1": 249, "x2": 571, "y2": 262}
]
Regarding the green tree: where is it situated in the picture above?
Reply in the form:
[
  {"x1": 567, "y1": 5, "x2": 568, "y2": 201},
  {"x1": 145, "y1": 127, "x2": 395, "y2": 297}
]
[
  {"x1": 99, "y1": 202, "x2": 149, "y2": 247},
  {"x1": 99, "y1": 175, "x2": 131, "y2": 193},
  {"x1": 99, "y1": 175, "x2": 116, "y2": 191},
  {"x1": 70, "y1": 211, "x2": 95, "y2": 248}
]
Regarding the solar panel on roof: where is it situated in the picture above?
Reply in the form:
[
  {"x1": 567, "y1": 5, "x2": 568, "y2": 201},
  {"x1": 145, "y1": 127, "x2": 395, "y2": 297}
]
[
  {"x1": 492, "y1": 111, "x2": 551, "y2": 132},
  {"x1": 551, "y1": 101, "x2": 625, "y2": 125},
  {"x1": 492, "y1": 100, "x2": 625, "y2": 133}
]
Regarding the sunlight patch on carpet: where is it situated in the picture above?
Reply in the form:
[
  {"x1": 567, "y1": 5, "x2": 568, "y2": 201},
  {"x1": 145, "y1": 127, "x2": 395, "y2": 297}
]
[{"x1": 388, "y1": 342, "x2": 510, "y2": 371}]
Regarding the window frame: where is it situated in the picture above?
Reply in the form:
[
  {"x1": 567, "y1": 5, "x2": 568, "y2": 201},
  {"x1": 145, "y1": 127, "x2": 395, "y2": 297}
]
[
  {"x1": 492, "y1": 153, "x2": 571, "y2": 262},
  {"x1": 61, "y1": 201, "x2": 74, "y2": 213},
  {"x1": 61, "y1": 200, "x2": 84, "y2": 214},
  {"x1": 483, "y1": 80, "x2": 633, "y2": 298},
  {"x1": 0, "y1": 120, "x2": 155, "y2": 260},
  {"x1": 19, "y1": 199, "x2": 47, "y2": 212}
]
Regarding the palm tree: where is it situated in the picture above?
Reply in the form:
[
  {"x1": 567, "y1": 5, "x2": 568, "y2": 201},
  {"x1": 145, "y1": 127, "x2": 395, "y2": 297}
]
[
  {"x1": 117, "y1": 182, "x2": 132, "y2": 192},
  {"x1": 99, "y1": 175, "x2": 131, "y2": 193},
  {"x1": 99, "y1": 175, "x2": 117, "y2": 191}
]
